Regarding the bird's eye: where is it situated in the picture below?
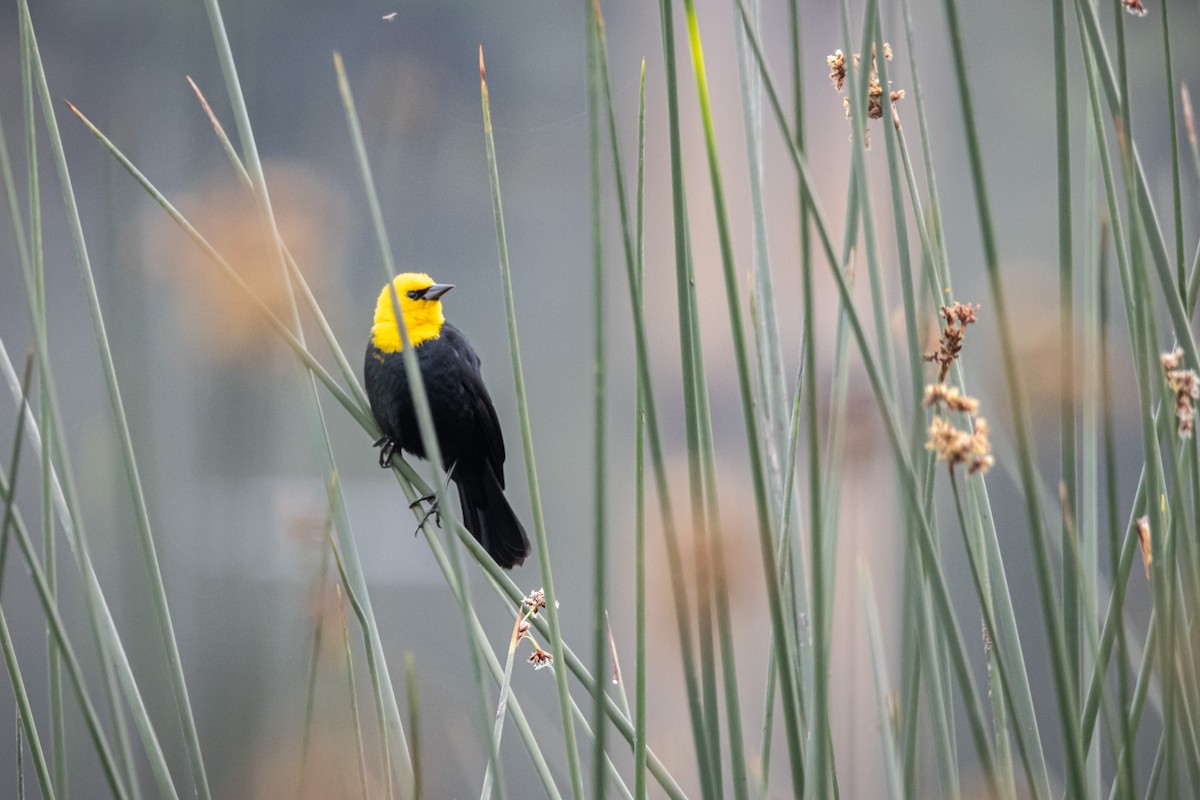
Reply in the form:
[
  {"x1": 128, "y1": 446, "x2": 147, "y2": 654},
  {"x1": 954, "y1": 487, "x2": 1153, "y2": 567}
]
[{"x1": 406, "y1": 290, "x2": 421, "y2": 300}]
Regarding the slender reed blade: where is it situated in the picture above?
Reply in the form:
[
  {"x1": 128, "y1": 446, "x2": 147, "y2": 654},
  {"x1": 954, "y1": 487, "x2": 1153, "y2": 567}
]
[
  {"x1": 20, "y1": 4, "x2": 200, "y2": 794},
  {"x1": 585, "y1": 8, "x2": 609, "y2": 797},
  {"x1": 329, "y1": 538, "x2": 395, "y2": 798},
  {"x1": 0, "y1": 360, "x2": 54, "y2": 800},
  {"x1": 0, "y1": 354, "x2": 33, "y2": 588},
  {"x1": 335, "y1": 584, "x2": 370, "y2": 800},
  {"x1": 595, "y1": 4, "x2": 729, "y2": 793},
  {"x1": 731, "y1": 5, "x2": 1004, "y2": 792},
  {"x1": 0, "y1": 454, "x2": 127, "y2": 798},
  {"x1": 680, "y1": 4, "x2": 802, "y2": 795},
  {"x1": 405, "y1": 654, "x2": 422, "y2": 800},
  {"x1": 939, "y1": 0, "x2": 1087, "y2": 793},
  {"x1": 479, "y1": 48, "x2": 584, "y2": 800},
  {"x1": 860, "y1": 569, "x2": 904, "y2": 800},
  {"x1": 633, "y1": 55, "x2": 647, "y2": 800},
  {"x1": 480, "y1": 610, "x2": 528, "y2": 800},
  {"x1": 0, "y1": 607, "x2": 55, "y2": 800}
]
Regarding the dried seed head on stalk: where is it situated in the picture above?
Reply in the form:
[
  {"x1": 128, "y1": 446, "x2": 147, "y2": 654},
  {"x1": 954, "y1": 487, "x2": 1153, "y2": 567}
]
[
  {"x1": 924, "y1": 302, "x2": 980, "y2": 382},
  {"x1": 528, "y1": 648, "x2": 554, "y2": 670},
  {"x1": 522, "y1": 588, "x2": 550, "y2": 614},
  {"x1": 926, "y1": 414, "x2": 993, "y2": 476},
  {"x1": 826, "y1": 42, "x2": 904, "y2": 145},
  {"x1": 1161, "y1": 348, "x2": 1199, "y2": 439},
  {"x1": 828, "y1": 50, "x2": 847, "y2": 92},
  {"x1": 923, "y1": 384, "x2": 981, "y2": 415}
]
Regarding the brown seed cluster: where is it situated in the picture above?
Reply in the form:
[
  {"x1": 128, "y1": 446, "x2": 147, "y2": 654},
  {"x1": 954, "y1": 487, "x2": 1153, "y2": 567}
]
[
  {"x1": 523, "y1": 588, "x2": 547, "y2": 615},
  {"x1": 1161, "y1": 348, "x2": 1199, "y2": 439},
  {"x1": 925, "y1": 302, "x2": 979, "y2": 382},
  {"x1": 922, "y1": 384, "x2": 980, "y2": 415},
  {"x1": 827, "y1": 50, "x2": 846, "y2": 92},
  {"x1": 513, "y1": 588, "x2": 560, "y2": 671},
  {"x1": 827, "y1": 43, "x2": 904, "y2": 146},
  {"x1": 528, "y1": 648, "x2": 554, "y2": 670},
  {"x1": 925, "y1": 406, "x2": 994, "y2": 477}
]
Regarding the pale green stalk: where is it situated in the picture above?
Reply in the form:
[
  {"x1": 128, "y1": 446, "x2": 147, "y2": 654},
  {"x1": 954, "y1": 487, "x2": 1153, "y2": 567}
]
[
  {"x1": 0, "y1": 457, "x2": 127, "y2": 798},
  {"x1": 731, "y1": 7, "x2": 1002, "y2": 792},
  {"x1": 479, "y1": 51, "x2": 584, "y2": 800},
  {"x1": 337, "y1": 584, "x2": 370, "y2": 800},
  {"x1": 940, "y1": 0, "x2": 1086, "y2": 793},
  {"x1": 1052, "y1": 0, "x2": 1080, "y2": 724},
  {"x1": 681, "y1": 4, "x2": 803, "y2": 796},
  {"x1": 336, "y1": 51, "x2": 503, "y2": 799},
  {"x1": 16, "y1": 23, "x2": 67, "y2": 794},
  {"x1": 405, "y1": 654, "x2": 422, "y2": 800},
  {"x1": 0, "y1": 381, "x2": 54, "y2": 800},
  {"x1": 0, "y1": 355, "x2": 32, "y2": 587},
  {"x1": 595, "y1": 4, "x2": 733, "y2": 792},
  {"x1": 633, "y1": 59, "x2": 648, "y2": 800},
  {"x1": 650, "y1": 3, "x2": 721, "y2": 793},
  {"x1": 860, "y1": 568, "x2": 904, "y2": 800},
  {"x1": 872, "y1": 17, "x2": 966, "y2": 793},
  {"x1": 732, "y1": 3, "x2": 804, "y2": 796},
  {"x1": 480, "y1": 611, "x2": 526, "y2": 800},
  {"x1": 22, "y1": 4, "x2": 206, "y2": 794},
  {"x1": 585, "y1": 8, "x2": 609, "y2": 798},
  {"x1": 299, "y1": 543, "x2": 331, "y2": 789},
  {"x1": 0, "y1": 606, "x2": 55, "y2": 800},
  {"x1": 329, "y1": 539, "x2": 395, "y2": 797}
]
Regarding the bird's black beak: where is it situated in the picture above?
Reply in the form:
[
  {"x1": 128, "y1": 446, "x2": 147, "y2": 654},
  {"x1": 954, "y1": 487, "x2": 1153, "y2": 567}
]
[{"x1": 424, "y1": 283, "x2": 454, "y2": 301}]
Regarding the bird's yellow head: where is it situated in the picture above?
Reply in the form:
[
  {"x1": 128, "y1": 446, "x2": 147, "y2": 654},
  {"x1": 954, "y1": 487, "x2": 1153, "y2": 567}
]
[{"x1": 371, "y1": 273, "x2": 454, "y2": 353}]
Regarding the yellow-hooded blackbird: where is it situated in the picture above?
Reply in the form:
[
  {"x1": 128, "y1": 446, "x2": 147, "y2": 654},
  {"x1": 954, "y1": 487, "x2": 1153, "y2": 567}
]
[{"x1": 365, "y1": 273, "x2": 531, "y2": 568}]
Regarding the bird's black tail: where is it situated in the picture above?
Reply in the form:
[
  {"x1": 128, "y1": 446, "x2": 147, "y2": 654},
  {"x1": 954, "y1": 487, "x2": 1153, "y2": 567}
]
[{"x1": 456, "y1": 465, "x2": 530, "y2": 569}]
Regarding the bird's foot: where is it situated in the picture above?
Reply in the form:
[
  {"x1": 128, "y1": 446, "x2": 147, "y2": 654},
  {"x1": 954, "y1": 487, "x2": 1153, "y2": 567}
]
[
  {"x1": 410, "y1": 493, "x2": 442, "y2": 533},
  {"x1": 374, "y1": 436, "x2": 398, "y2": 469}
]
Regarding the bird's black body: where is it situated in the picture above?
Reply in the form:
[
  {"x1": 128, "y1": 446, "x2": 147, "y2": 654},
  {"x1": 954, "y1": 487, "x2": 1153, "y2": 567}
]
[{"x1": 365, "y1": 322, "x2": 530, "y2": 568}]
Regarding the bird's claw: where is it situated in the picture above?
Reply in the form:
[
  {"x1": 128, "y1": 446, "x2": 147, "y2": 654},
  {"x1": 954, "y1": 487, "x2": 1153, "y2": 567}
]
[
  {"x1": 410, "y1": 492, "x2": 442, "y2": 533},
  {"x1": 374, "y1": 436, "x2": 398, "y2": 469}
]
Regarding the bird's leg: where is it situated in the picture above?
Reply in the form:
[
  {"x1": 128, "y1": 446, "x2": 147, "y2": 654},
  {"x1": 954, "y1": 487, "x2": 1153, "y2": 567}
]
[
  {"x1": 374, "y1": 436, "x2": 398, "y2": 469},
  {"x1": 410, "y1": 461, "x2": 458, "y2": 534}
]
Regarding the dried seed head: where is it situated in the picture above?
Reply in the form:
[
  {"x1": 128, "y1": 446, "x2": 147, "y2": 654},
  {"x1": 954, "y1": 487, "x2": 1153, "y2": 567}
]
[
  {"x1": 925, "y1": 302, "x2": 980, "y2": 382},
  {"x1": 1162, "y1": 349, "x2": 1198, "y2": 439},
  {"x1": 528, "y1": 647, "x2": 554, "y2": 670},
  {"x1": 868, "y1": 77, "x2": 885, "y2": 119},
  {"x1": 926, "y1": 414, "x2": 993, "y2": 476},
  {"x1": 827, "y1": 50, "x2": 847, "y2": 92},
  {"x1": 828, "y1": 43, "x2": 904, "y2": 147},
  {"x1": 922, "y1": 384, "x2": 980, "y2": 415},
  {"x1": 1161, "y1": 347, "x2": 1184, "y2": 372},
  {"x1": 523, "y1": 588, "x2": 547, "y2": 614},
  {"x1": 967, "y1": 418, "x2": 994, "y2": 476}
]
